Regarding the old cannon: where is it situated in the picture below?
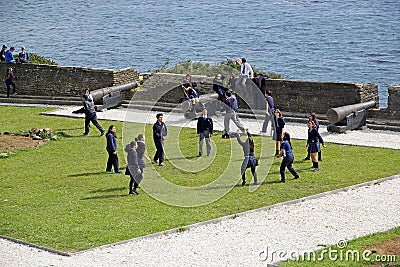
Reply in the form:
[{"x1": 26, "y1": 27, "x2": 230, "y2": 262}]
[
  {"x1": 91, "y1": 81, "x2": 138, "y2": 111},
  {"x1": 326, "y1": 100, "x2": 376, "y2": 133},
  {"x1": 74, "y1": 81, "x2": 138, "y2": 113}
]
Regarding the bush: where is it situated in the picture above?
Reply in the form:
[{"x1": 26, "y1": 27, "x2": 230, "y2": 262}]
[
  {"x1": 13, "y1": 53, "x2": 58, "y2": 65},
  {"x1": 157, "y1": 58, "x2": 284, "y2": 79}
]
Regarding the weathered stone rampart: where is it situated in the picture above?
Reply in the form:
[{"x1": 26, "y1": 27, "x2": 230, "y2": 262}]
[{"x1": 0, "y1": 62, "x2": 138, "y2": 97}]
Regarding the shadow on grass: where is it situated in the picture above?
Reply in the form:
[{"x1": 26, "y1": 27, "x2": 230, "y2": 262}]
[
  {"x1": 68, "y1": 171, "x2": 108, "y2": 177},
  {"x1": 80, "y1": 194, "x2": 128, "y2": 200},
  {"x1": 80, "y1": 187, "x2": 128, "y2": 200},
  {"x1": 89, "y1": 187, "x2": 126, "y2": 194}
]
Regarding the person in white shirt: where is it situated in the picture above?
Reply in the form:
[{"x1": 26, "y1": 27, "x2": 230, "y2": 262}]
[{"x1": 236, "y1": 58, "x2": 253, "y2": 98}]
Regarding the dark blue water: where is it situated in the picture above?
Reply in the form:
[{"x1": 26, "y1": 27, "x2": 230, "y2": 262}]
[{"x1": 2, "y1": 0, "x2": 399, "y2": 107}]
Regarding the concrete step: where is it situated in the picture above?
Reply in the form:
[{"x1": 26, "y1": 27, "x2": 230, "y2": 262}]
[{"x1": 0, "y1": 95, "x2": 81, "y2": 106}]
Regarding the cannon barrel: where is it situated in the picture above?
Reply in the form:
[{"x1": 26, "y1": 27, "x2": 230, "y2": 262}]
[
  {"x1": 91, "y1": 81, "x2": 138, "y2": 102},
  {"x1": 326, "y1": 100, "x2": 376, "y2": 124}
]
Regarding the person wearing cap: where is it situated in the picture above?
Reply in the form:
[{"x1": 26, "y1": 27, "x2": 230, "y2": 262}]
[
  {"x1": 18, "y1": 47, "x2": 30, "y2": 63},
  {"x1": 197, "y1": 108, "x2": 213, "y2": 157},
  {"x1": 81, "y1": 94, "x2": 105, "y2": 136},
  {"x1": 5, "y1": 47, "x2": 16, "y2": 63},
  {"x1": 0, "y1": 45, "x2": 7, "y2": 62}
]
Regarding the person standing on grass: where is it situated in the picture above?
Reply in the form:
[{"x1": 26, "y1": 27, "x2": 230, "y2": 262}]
[
  {"x1": 306, "y1": 120, "x2": 326, "y2": 171},
  {"x1": 276, "y1": 132, "x2": 299, "y2": 183},
  {"x1": 135, "y1": 134, "x2": 150, "y2": 174},
  {"x1": 236, "y1": 129, "x2": 258, "y2": 186},
  {"x1": 81, "y1": 94, "x2": 104, "y2": 136},
  {"x1": 125, "y1": 141, "x2": 142, "y2": 195},
  {"x1": 261, "y1": 90, "x2": 275, "y2": 135},
  {"x1": 197, "y1": 108, "x2": 213, "y2": 157},
  {"x1": 273, "y1": 109, "x2": 285, "y2": 156},
  {"x1": 304, "y1": 112, "x2": 322, "y2": 161},
  {"x1": 153, "y1": 113, "x2": 168, "y2": 166},
  {"x1": 105, "y1": 125, "x2": 121, "y2": 174},
  {"x1": 4, "y1": 67, "x2": 17, "y2": 98}
]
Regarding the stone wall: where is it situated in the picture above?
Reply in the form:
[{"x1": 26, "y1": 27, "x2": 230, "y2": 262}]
[
  {"x1": 0, "y1": 62, "x2": 139, "y2": 97},
  {"x1": 136, "y1": 73, "x2": 380, "y2": 115},
  {"x1": 368, "y1": 85, "x2": 400, "y2": 121},
  {"x1": 265, "y1": 80, "x2": 378, "y2": 114}
]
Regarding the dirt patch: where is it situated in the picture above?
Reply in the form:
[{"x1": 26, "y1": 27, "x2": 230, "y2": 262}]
[
  {"x1": 366, "y1": 236, "x2": 400, "y2": 267},
  {"x1": 0, "y1": 133, "x2": 46, "y2": 153}
]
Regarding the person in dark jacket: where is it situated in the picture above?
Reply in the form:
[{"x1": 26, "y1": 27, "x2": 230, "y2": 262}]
[
  {"x1": 236, "y1": 129, "x2": 258, "y2": 186},
  {"x1": 223, "y1": 90, "x2": 245, "y2": 138},
  {"x1": 276, "y1": 132, "x2": 299, "y2": 183},
  {"x1": 197, "y1": 108, "x2": 213, "y2": 157},
  {"x1": 304, "y1": 113, "x2": 322, "y2": 161},
  {"x1": 261, "y1": 90, "x2": 275, "y2": 135},
  {"x1": 153, "y1": 113, "x2": 168, "y2": 166},
  {"x1": 81, "y1": 94, "x2": 104, "y2": 136},
  {"x1": 213, "y1": 73, "x2": 227, "y2": 102},
  {"x1": 4, "y1": 67, "x2": 16, "y2": 98},
  {"x1": 105, "y1": 125, "x2": 120, "y2": 174},
  {"x1": 125, "y1": 141, "x2": 142, "y2": 195},
  {"x1": 273, "y1": 109, "x2": 285, "y2": 156},
  {"x1": 135, "y1": 133, "x2": 150, "y2": 173},
  {"x1": 306, "y1": 120, "x2": 326, "y2": 171}
]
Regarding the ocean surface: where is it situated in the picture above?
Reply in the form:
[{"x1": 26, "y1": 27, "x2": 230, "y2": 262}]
[{"x1": 2, "y1": 0, "x2": 399, "y2": 107}]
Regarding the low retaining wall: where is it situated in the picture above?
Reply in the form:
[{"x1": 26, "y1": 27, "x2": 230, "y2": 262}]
[
  {"x1": 0, "y1": 62, "x2": 139, "y2": 97},
  {"x1": 137, "y1": 73, "x2": 389, "y2": 118}
]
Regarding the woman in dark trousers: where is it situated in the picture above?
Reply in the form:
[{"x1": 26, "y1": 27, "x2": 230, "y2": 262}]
[
  {"x1": 236, "y1": 129, "x2": 258, "y2": 186},
  {"x1": 4, "y1": 67, "x2": 16, "y2": 98},
  {"x1": 105, "y1": 125, "x2": 121, "y2": 174},
  {"x1": 304, "y1": 113, "x2": 322, "y2": 161},
  {"x1": 153, "y1": 113, "x2": 168, "y2": 166},
  {"x1": 125, "y1": 141, "x2": 142, "y2": 195},
  {"x1": 306, "y1": 120, "x2": 326, "y2": 171},
  {"x1": 273, "y1": 109, "x2": 285, "y2": 156},
  {"x1": 276, "y1": 132, "x2": 299, "y2": 183}
]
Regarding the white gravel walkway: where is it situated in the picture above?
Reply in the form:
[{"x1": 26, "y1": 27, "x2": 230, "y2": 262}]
[{"x1": 1, "y1": 105, "x2": 400, "y2": 267}]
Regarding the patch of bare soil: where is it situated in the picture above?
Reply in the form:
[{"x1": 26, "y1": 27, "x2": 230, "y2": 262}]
[
  {"x1": 0, "y1": 133, "x2": 45, "y2": 153},
  {"x1": 366, "y1": 236, "x2": 400, "y2": 267}
]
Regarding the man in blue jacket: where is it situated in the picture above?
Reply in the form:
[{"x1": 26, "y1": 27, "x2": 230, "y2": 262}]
[{"x1": 5, "y1": 47, "x2": 16, "y2": 63}]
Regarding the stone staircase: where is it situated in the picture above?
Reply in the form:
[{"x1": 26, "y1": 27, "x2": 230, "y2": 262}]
[{"x1": 0, "y1": 94, "x2": 82, "y2": 106}]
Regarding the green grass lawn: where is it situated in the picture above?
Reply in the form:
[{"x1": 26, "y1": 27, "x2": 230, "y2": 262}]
[
  {"x1": 0, "y1": 106, "x2": 399, "y2": 252},
  {"x1": 281, "y1": 227, "x2": 400, "y2": 266}
]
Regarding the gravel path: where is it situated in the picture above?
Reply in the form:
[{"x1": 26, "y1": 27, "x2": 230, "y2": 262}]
[{"x1": 1, "y1": 106, "x2": 400, "y2": 267}]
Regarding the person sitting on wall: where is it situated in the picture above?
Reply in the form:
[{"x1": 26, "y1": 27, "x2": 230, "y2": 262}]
[
  {"x1": 1, "y1": 45, "x2": 7, "y2": 62},
  {"x1": 5, "y1": 47, "x2": 16, "y2": 63},
  {"x1": 17, "y1": 46, "x2": 30, "y2": 63}
]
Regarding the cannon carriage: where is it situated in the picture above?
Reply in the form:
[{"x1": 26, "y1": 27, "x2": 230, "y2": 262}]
[{"x1": 326, "y1": 100, "x2": 377, "y2": 133}]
